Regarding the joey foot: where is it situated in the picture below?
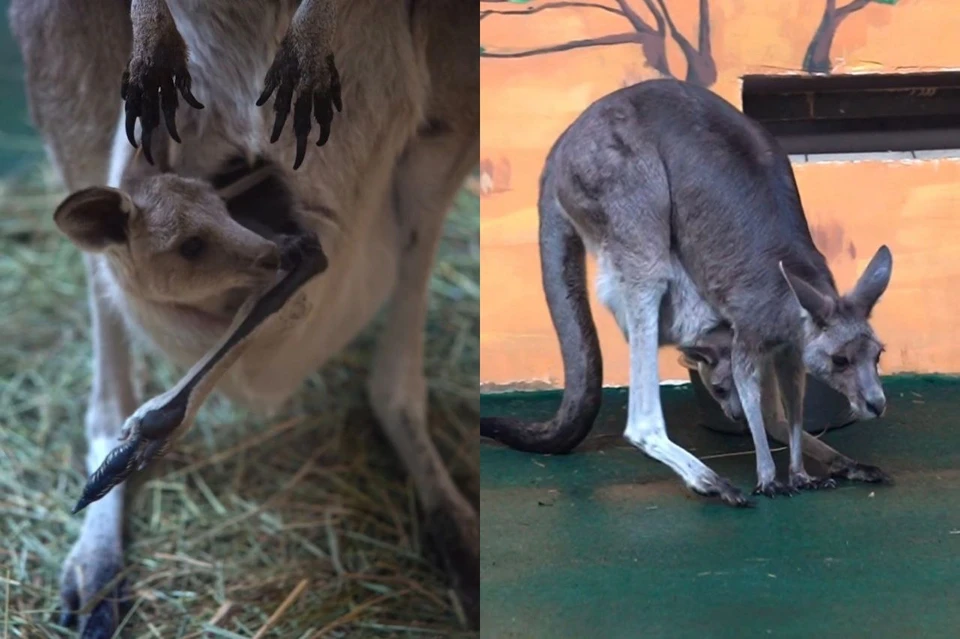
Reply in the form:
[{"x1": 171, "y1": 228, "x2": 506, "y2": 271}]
[
  {"x1": 423, "y1": 497, "x2": 480, "y2": 629},
  {"x1": 257, "y1": 33, "x2": 342, "y2": 170},
  {"x1": 828, "y1": 458, "x2": 893, "y2": 484},
  {"x1": 122, "y1": 11, "x2": 203, "y2": 164},
  {"x1": 692, "y1": 475, "x2": 754, "y2": 507},
  {"x1": 753, "y1": 479, "x2": 800, "y2": 498},
  {"x1": 58, "y1": 545, "x2": 129, "y2": 639},
  {"x1": 788, "y1": 470, "x2": 837, "y2": 491},
  {"x1": 73, "y1": 398, "x2": 184, "y2": 514}
]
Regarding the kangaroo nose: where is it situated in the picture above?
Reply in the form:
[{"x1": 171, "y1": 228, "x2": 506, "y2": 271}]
[
  {"x1": 866, "y1": 397, "x2": 886, "y2": 417},
  {"x1": 253, "y1": 246, "x2": 281, "y2": 271}
]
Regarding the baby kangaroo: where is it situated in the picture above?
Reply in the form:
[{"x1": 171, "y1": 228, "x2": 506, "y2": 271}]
[{"x1": 483, "y1": 78, "x2": 892, "y2": 506}]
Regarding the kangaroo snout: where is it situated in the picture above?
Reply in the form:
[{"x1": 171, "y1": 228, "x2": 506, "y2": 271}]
[{"x1": 865, "y1": 394, "x2": 886, "y2": 418}]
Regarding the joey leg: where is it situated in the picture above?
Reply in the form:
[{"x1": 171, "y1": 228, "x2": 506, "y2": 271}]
[
  {"x1": 731, "y1": 340, "x2": 794, "y2": 497},
  {"x1": 368, "y1": 133, "x2": 480, "y2": 627},
  {"x1": 73, "y1": 234, "x2": 327, "y2": 512},
  {"x1": 123, "y1": 0, "x2": 204, "y2": 164},
  {"x1": 60, "y1": 256, "x2": 137, "y2": 638},
  {"x1": 775, "y1": 349, "x2": 837, "y2": 491}
]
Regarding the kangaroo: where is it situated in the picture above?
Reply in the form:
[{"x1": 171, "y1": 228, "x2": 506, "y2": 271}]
[
  {"x1": 10, "y1": 0, "x2": 479, "y2": 635},
  {"x1": 482, "y1": 78, "x2": 892, "y2": 507}
]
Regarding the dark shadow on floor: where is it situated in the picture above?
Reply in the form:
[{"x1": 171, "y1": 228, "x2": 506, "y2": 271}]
[{"x1": 480, "y1": 376, "x2": 960, "y2": 639}]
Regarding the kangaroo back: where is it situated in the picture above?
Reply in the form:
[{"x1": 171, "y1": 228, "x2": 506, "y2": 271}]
[{"x1": 479, "y1": 160, "x2": 603, "y2": 454}]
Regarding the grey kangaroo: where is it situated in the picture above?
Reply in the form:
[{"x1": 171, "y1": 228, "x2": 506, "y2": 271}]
[
  {"x1": 482, "y1": 78, "x2": 892, "y2": 507},
  {"x1": 10, "y1": 0, "x2": 478, "y2": 635}
]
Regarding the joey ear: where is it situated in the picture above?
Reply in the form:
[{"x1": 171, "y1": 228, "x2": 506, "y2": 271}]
[
  {"x1": 779, "y1": 261, "x2": 836, "y2": 326},
  {"x1": 53, "y1": 187, "x2": 134, "y2": 252},
  {"x1": 678, "y1": 345, "x2": 718, "y2": 369},
  {"x1": 848, "y1": 245, "x2": 892, "y2": 318}
]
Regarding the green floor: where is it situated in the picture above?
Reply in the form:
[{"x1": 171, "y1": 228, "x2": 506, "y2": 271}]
[{"x1": 480, "y1": 376, "x2": 960, "y2": 639}]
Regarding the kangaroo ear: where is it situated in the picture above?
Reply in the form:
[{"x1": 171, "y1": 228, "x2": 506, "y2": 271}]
[
  {"x1": 678, "y1": 345, "x2": 718, "y2": 369},
  {"x1": 53, "y1": 187, "x2": 134, "y2": 252},
  {"x1": 780, "y1": 261, "x2": 836, "y2": 326},
  {"x1": 848, "y1": 245, "x2": 892, "y2": 318}
]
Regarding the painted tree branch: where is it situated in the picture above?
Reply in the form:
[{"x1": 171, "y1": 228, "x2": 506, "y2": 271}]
[
  {"x1": 479, "y1": 0, "x2": 716, "y2": 87},
  {"x1": 482, "y1": 2, "x2": 626, "y2": 19},
  {"x1": 481, "y1": 32, "x2": 643, "y2": 58},
  {"x1": 803, "y1": 0, "x2": 873, "y2": 73},
  {"x1": 654, "y1": 0, "x2": 715, "y2": 86}
]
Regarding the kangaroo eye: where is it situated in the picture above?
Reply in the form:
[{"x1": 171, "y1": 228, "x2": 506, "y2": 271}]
[
  {"x1": 832, "y1": 355, "x2": 850, "y2": 370},
  {"x1": 711, "y1": 385, "x2": 728, "y2": 399},
  {"x1": 179, "y1": 236, "x2": 205, "y2": 260}
]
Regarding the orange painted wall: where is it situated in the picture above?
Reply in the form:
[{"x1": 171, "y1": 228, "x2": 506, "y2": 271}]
[{"x1": 480, "y1": 0, "x2": 960, "y2": 388}]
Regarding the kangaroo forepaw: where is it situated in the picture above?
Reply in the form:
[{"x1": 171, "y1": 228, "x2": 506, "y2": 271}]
[
  {"x1": 257, "y1": 35, "x2": 342, "y2": 170},
  {"x1": 788, "y1": 470, "x2": 837, "y2": 491},
  {"x1": 829, "y1": 459, "x2": 893, "y2": 484},
  {"x1": 423, "y1": 499, "x2": 479, "y2": 629},
  {"x1": 58, "y1": 547, "x2": 128, "y2": 638},
  {"x1": 753, "y1": 479, "x2": 799, "y2": 498},
  {"x1": 694, "y1": 475, "x2": 754, "y2": 507},
  {"x1": 121, "y1": 22, "x2": 203, "y2": 163}
]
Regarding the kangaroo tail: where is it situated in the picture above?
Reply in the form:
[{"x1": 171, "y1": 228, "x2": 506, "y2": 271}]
[{"x1": 480, "y1": 168, "x2": 603, "y2": 454}]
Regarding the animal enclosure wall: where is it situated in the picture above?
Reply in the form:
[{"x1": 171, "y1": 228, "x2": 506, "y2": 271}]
[{"x1": 480, "y1": 0, "x2": 960, "y2": 388}]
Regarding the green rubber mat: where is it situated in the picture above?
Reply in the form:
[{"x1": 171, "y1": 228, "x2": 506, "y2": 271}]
[{"x1": 481, "y1": 376, "x2": 960, "y2": 639}]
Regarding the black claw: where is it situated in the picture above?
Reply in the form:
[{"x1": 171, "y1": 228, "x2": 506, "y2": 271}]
[
  {"x1": 292, "y1": 92, "x2": 312, "y2": 170},
  {"x1": 124, "y1": 91, "x2": 140, "y2": 149},
  {"x1": 326, "y1": 55, "x2": 342, "y2": 112},
  {"x1": 315, "y1": 95, "x2": 332, "y2": 147},
  {"x1": 257, "y1": 72, "x2": 279, "y2": 107},
  {"x1": 753, "y1": 480, "x2": 798, "y2": 498},
  {"x1": 175, "y1": 69, "x2": 204, "y2": 109},
  {"x1": 160, "y1": 75, "x2": 181, "y2": 144},
  {"x1": 270, "y1": 80, "x2": 295, "y2": 144}
]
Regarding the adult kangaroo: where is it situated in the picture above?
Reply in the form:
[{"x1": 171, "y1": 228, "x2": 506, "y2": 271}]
[
  {"x1": 10, "y1": 0, "x2": 479, "y2": 634},
  {"x1": 482, "y1": 78, "x2": 892, "y2": 507}
]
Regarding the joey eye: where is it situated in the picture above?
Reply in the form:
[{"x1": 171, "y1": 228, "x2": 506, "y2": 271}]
[
  {"x1": 711, "y1": 385, "x2": 728, "y2": 399},
  {"x1": 179, "y1": 236, "x2": 205, "y2": 260},
  {"x1": 831, "y1": 355, "x2": 850, "y2": 370}
]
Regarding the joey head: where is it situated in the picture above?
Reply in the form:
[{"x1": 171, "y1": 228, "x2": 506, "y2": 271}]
[
  {"x1": 678, "y1": 327, "x2": 744, "y2": 424},
  {"x1": 54, "y1": 175, "x2": 283, "y2": 325}
]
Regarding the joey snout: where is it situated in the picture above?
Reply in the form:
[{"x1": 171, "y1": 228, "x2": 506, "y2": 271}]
[{"x1": 251, "y1": 243, "x2": 282, "y2": 272}]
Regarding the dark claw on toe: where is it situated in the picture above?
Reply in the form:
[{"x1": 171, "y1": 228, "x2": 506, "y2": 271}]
[
  {"x1": 694, "y1": 476, "x2": 754, "y2": 507},
  {"x1": 121, "y1": 59, "x2": 204, "y2": 163},
  {"x1": 753, "y1": 480, "x2": 799, "y2": 498},
  {"x1": 790, "y1": 474, "x2": 838, "y2": 491}
]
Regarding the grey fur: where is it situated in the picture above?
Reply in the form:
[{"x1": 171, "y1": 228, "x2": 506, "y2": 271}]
[{"x1": 10, "y1": 0, "x2": 479, "y2": 633}]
